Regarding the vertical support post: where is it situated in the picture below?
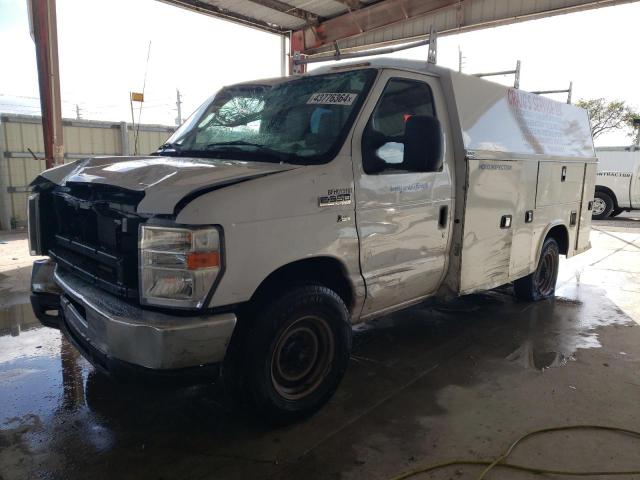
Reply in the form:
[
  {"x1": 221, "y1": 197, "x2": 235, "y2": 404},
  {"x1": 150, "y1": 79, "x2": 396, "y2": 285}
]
[
  {"x1": 514, "y1": 60, "x2": 521, "y2": 89},
  {"x1": 0, "y1": 115, "x2": 12, "y2": 231},
  {"x1": 289, "y1": 30, "x2": 306, "y2": 75},
  {"x1": 567, "y1": 81, "x2": 573, "y2": 104},
  {"x1": 427, "y1": 25, "x2": 437, "y2": 64},
  {"x1": 119, "y1": 122, "x2": 130, "y2": 156},
  {"x1": 280, "y1": 35, "x2": 287, "y2": 77},
  {"x1": 28, "y1": 0, "x2": 63, "y2": 169}
]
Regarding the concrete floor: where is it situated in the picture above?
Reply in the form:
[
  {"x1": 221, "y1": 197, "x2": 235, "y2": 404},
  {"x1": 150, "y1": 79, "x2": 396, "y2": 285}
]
[{"x1": 1, "y1": 217, "x2": 639, "y2": 480}]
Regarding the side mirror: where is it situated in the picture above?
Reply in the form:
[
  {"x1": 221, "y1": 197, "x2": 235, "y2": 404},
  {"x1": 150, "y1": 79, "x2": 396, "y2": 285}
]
[{"x1": 403, "y1": 115, "x2": 444, "y2": 172}]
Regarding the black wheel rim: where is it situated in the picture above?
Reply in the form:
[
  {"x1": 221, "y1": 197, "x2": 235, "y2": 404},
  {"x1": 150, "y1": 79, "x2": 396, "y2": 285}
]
[
  {"x1": 271, "y1": 315, "x2": 334, "y2": 400},
  {"x1": 535, "y1": 248, "x2": 558, "y2": 297}
]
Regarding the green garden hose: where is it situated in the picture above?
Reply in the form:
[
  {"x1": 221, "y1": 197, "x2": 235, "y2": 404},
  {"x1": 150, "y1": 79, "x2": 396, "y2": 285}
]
[{"x1": 389, "y1": 425, "x2": 640, "y2": 480}]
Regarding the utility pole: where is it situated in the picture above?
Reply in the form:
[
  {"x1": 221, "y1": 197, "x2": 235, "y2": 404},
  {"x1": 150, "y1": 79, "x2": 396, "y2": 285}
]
[
  {"x1": 129, "y1": 93, "x2": 135, "y2": 131},
  {"x1": 175, "y1": 89, "x2": 183, "y2": 126},
  {"x1": 75, "y1": 104, "x2": 82, "y2": 120}
]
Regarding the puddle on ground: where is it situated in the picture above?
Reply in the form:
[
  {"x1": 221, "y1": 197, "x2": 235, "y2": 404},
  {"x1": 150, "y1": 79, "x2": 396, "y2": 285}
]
[
  {"x1": 0, "y1": 301, "x2": 90, "y2": 427},
  {"x1": 356, "y1": 283, "x2": 633, "y2": 371},
  {"x1": 0, "y1": 280, "x2": 635, "y2": 479}
]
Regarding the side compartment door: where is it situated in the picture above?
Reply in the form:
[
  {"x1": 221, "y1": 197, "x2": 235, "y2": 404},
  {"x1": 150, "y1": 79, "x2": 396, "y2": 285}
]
[
  {"x1": 509, "y1": 160, "x2": 537, "y2": 277},
  {"x1": 352, "y1": 72, "x2": 454, "y2": 317},
  {"x1": 576, "y1": 162, "x2": 597, "y2": 252},
  {"x1": 460, "y1": 158, "x2": 521, "y2": 293}
]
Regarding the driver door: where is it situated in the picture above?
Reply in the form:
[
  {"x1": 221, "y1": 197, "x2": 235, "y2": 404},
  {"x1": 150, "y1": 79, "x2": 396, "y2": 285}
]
[{"x1": 352, "y1": 71, "x2": 454, "y2": 317}]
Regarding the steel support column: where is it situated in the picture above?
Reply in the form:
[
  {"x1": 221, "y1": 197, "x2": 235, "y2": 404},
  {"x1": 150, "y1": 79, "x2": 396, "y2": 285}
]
[{"x1": 28, "y1": 0, "x2": 64, "y2": 169}]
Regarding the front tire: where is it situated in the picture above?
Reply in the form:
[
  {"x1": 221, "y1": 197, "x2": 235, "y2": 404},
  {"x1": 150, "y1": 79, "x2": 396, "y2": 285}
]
[
  {"x1": 245, "y1": 285, "x2": 352, "y2": 424},
  {"x1": 514, "y1": 238, "x2": 560, "y2": 301},
  {"x1": 592, "y1": 191, "x2": 614, "y2": 219}
]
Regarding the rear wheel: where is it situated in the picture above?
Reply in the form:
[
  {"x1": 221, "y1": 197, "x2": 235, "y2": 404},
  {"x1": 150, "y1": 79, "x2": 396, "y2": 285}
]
[
  {"x1": 244, "y1": 285, "x2": 352, "y2": 424},
  {"x1": 592, "y1": 191, "x2": 614, "y2": 219},
  {"x1": 514, "y1": 238, "x2": 560, "y2": 302}
]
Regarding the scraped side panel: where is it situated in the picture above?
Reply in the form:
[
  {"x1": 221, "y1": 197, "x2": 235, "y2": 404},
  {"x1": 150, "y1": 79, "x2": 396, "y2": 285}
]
[{"x1": 459, "y1": 159, "x2": 521, "y2": 293}]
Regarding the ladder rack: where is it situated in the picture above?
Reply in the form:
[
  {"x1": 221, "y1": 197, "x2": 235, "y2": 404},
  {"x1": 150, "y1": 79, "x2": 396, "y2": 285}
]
[
  {"x1": 472, "y1": 60, "x2": 521, "y2": 89},
  {"x1": 531, "y1": 82, "x2": 573, "y2": 104}
]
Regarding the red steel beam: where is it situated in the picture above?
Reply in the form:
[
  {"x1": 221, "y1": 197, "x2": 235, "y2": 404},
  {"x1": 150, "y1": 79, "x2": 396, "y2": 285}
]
[
  {"x1": 29, "y1": 0, "x2": 64, "y2": 169},
  {"x1": 296, "y1": 0, "x2": 457, "y2": 54}
]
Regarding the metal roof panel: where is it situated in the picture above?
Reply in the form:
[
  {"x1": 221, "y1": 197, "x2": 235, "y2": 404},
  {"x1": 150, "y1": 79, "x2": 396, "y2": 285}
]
[{"x1": 206, "y1": 0, "x2": 308, "y2": 29}]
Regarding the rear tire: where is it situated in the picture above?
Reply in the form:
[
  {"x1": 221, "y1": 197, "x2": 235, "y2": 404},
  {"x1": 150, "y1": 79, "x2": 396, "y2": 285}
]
[
  {"x1": 592, "y1": 191, "x2": 614, "y2": 219},
  {"x1": 514, "y1": 238, "x2": 560, "y2": 302},
  {"x1": 244, "y1": 285, "x2": 352, "y2": 424}
]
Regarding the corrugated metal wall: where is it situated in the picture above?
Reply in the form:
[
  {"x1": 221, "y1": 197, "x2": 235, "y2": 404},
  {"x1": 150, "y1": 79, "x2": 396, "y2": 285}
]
[{"x1": 0, "y1": 114, "x2": 174, "y2": 230}]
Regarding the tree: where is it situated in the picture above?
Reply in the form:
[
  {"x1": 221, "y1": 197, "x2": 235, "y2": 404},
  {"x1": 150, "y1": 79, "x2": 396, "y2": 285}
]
[{"x1": 575, "y1": 98, "x2": 639, "y2": 140}]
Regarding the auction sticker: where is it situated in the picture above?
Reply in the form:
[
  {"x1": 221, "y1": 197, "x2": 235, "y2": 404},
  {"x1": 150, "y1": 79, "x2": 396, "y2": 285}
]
[{"x1": 307, "y1": 92, "x2": 357, "y2": 105}]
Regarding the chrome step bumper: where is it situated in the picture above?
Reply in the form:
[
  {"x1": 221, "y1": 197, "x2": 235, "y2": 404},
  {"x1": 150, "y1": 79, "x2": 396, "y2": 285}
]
[{"x1": 32, "y1": 261, "x2": 237, "y2": 370}]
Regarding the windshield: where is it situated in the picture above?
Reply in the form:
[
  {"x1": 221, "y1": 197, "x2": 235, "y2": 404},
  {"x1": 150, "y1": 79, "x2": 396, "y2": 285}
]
[{"x1": 157, "y1": 69, "x2": 377, "y2": 165}]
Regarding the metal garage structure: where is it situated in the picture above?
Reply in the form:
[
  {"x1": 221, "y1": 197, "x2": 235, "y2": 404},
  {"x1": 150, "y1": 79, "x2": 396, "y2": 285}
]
[{"x1": 28, "y1": 0, "x2": 639, "y2": 169}]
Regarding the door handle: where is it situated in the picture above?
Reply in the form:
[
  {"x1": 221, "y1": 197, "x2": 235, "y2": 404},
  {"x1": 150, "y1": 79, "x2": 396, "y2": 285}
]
[{"x1": 438, "y1": 205, "x2": 448, "y2": 229}]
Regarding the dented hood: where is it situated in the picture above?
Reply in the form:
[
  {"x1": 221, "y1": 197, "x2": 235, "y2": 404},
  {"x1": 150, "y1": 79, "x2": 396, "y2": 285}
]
[{"x1": 40, "y1": 156, "x2": 297, "y2": 214}]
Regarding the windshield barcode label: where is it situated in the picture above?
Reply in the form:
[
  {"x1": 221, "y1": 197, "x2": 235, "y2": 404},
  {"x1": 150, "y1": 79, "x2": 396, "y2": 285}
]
[{"x1": 307, "y1": 93, "x2": 357, "y2": 105}]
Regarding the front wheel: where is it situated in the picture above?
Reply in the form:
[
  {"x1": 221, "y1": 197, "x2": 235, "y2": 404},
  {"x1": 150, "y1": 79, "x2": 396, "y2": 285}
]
[
  {"x1": 514, "y1": 237, "x2": 560, "y2": 301},
  {"x1": 244, "y1": 285, "x2": 352, "y2": 424}
]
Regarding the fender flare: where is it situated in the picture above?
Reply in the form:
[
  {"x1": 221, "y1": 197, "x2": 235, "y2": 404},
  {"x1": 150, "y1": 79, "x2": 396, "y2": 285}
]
[{"x1": 533, "y1": 221, "x2": 569, "y2": 270}]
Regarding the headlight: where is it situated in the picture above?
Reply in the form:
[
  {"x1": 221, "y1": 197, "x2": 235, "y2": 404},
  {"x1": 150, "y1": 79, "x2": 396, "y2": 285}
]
[{"x1": 139, "y1": 225, "x2": 222, "y2": 308}]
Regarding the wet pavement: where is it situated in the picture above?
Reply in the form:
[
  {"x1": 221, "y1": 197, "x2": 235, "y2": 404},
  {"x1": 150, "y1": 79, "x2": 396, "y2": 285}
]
[{"x1": 1, "y1": 225, "x2": 640, "y2": 480}]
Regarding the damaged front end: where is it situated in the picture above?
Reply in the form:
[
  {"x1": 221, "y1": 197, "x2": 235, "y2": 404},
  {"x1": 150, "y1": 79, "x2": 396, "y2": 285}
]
[
  {"x1": 29, "y1": 178, "x2": 148, "y2": 329},
  {"x1": 27, "y1": 174, "x2": 237, "y2": 379}
]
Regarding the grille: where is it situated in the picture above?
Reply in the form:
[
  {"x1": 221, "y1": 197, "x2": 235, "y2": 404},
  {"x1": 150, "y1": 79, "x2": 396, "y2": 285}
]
[
  {"x1": 48, "y1": 183, "x2": 145, "y2": 300},
  {"x1": 27, "y1": 192, "x2": 42, "y2": 255}
]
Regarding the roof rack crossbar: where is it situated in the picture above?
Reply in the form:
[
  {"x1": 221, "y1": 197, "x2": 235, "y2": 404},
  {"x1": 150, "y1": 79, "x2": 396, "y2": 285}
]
[
  {"x1": 531, "y1": 81, "x2": 573, "y2": 104},
  {"x1": 293, "y1": 26, "x2": 438, "y2": 66},
  {"x1": 473, "y1": 60, "x2": 521, "y2": 89}
]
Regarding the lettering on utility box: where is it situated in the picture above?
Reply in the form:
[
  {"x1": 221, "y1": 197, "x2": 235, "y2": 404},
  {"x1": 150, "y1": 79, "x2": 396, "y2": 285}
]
[
  {"x1": 597, "y1": 171, "x2": 631, "y2": 177},
  {"x1": 479, "y1": 163, "x2": 512, "y2": 171}
]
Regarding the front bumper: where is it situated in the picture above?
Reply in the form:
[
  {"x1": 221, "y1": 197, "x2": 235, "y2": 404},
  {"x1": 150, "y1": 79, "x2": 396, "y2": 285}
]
[{"x1": 30, "y1": 260, "x2": 237, "y2": 373}]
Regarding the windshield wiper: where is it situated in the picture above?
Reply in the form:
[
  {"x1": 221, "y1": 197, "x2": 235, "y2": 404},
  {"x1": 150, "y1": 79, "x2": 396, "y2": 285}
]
[
  {"x1": 205, "y1": 141, "x2": 288, "y2": 162},
  {"x1": 206, "y1": 140, "x2": 268, "y2": 149}
]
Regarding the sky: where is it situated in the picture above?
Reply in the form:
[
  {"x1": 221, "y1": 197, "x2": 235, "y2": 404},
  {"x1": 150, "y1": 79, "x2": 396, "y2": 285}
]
[{"x1": 0, "y1": 0, "x2": 639, "y2": 146}]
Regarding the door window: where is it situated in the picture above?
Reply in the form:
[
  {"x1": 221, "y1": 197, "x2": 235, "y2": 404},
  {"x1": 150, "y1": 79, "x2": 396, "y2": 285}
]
[{"x1": 362, "y1": 78, "x2": 436, "y2": 174}]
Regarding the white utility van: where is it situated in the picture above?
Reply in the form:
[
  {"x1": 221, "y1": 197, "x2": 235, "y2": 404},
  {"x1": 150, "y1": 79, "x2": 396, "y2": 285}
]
[
  {"x1": 593, "y1": 146, "x2": 640, "y2": 219},
  {"x1": 28, "y1": 59, "x2": 596, "y2": 422}
]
